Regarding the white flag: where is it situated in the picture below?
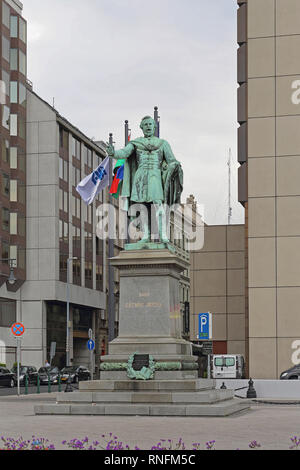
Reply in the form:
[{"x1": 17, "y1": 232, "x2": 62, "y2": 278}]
[{"x1": 76, "y1": 156, "x2": 110, "y2": 205}]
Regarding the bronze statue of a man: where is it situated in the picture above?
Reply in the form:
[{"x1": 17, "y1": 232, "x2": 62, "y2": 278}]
[{"x1": 107, "y1": 116, "x2": 183, "y2": 243}]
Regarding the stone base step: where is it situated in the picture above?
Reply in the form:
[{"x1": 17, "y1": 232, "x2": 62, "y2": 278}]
[
  {"x1": 79, "y1": 379, "x2": 216, "y2": 392},
  {"x1": 56, "y1": 388, "x2": 234, "y2": 405},
  {"x1": 100, "y1": 370, "x2": 198, "y2": 380},
  {"x1": 34, "y1": 399, "x2": 250, "y2": 417}
]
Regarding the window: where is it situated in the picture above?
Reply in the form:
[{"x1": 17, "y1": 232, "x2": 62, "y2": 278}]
[
  {"x1": 2, "y1": 106, "x2": 9, "y2": 129},
  {"x1": 73, "y1": 259, "x2": 81, "y2": 286},
  {"x1": 96, "y1": 237, "x2": 102, "y2": 256},
  {"x1": 19, "y1": 18, "x2": 26, "y2": 43},
  {"x1": 214, "y1": 358, "x2": 223, "y2": 367},
  {"x1": 10, "y1": 147, "x2": 17, "y2": 168},
  {"x1": 10, "y1": 245, "x2": 17, "y2": 264},
  {"x1": 64, "y1": 160, "x2": 68, "y2": 182},
  {"x1": 2, "y1": 173, "x2": 9, "y2": 197},
  {"x1": 2, "y1": 70, "x2": 9, "y2": 97},
  {"x1": 2, "y1": 140, "x2": 9, "y2": 163},
  {"x1": 72, "y1": 226, "x2": 81, "y2": 251},
  {"x1": 84, "y1": 231, "x2": 92, "y2": 254},
  {"x1": 59, "y1": 189, "x2": 68, "y2": 213},
  {"x1": 225, "y1": 358, "x2": 235, "y2": 367},
  {"x1": 87, "y1": 149, "x2": 92, "y2": 168},
  {"x1": 1, "y1": 240, "x2": 9, "y2": 261},
  {"x1": 10, "y1": 81, "x2": 17, "y2": 103},
  {"x1": 2, "y1": 2, "x2": 10, "y2": 28},
  {"x1": 19, "y1": 50, "x2": 26, "y2": 75},
  {"x1": 10, "y1": 16, "x2": 18, "y2": 37},
  {"x1": 64, "y1": 191, "x2": 68, "y2": 212},
  {"x1": 85, "y1": 262, "x2": 92, "y2": 288},
  {"x1": 59, "y1": 158, "x2": 63, "y2": 179},
  {"x1": 10, "y1": 114, "x2": 17, "y2": 136},
  {"x1": 72, "y1": 137, "x2": 80, "y2": 159},
  {"x1": 2, "y1": 208, "x2": 9, "y2": 231},
  {"x1": 64, "y1": 222, "x2": 69, "y2": 242},
  {"x1": 59, "y1": 189, "x2": 63, "y2": 211},
  {"x1": 10, "y1": 213, "x2": 17, "y2": 235},
  {"x1": 59, "y1": 219, "x2": 69, "y2": 242},
  {"x1": 82, "y1": 146, "x2": 87, "y2": 165},
  {"x1": 96, "y1": 264, "x2": 102, "y2": 291},
  {"x1": 59, "y1": 219, "x2": 63, "y2": 240},
  {"x1": 19, "y1": 83, "x2": 26, "y2": 107},
  {"x1": 10, "y1": 48, "x2": 17, "y2": 70},
  {"x1": 59, "y1": 126, "x2": 69, "y2": 150},
  {"x1": 10, "y1": 180, "x2": 17, "y2": 202},
  {"x1": 0, "y1": 300, "x2": 16, "y2": 328},
  {"x1": 2, "y1": 36, "x2": 9, "y2": 62}
]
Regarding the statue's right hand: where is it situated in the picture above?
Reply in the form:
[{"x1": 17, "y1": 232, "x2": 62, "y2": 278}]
[{"x1": 106, "y1": 143, "x2": 115, "y2": 157}]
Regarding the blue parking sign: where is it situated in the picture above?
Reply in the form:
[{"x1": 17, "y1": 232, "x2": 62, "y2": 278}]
[{"x1": 198, "y1": 313, "x2": 212, "y2": 340}]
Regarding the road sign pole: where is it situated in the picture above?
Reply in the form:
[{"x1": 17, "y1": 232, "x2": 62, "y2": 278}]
[{"x1": 17, "y1": 338, "x2": 20, "y2": 397}]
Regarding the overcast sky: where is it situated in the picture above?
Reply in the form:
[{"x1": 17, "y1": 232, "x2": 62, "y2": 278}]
[{"x1": 23, "y1": 0, "x2": 244, "y2": 226}]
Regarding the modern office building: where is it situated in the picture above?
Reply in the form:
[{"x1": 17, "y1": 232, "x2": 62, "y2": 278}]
[
  {"x1": 189, "y1": 196, "x2": 246, "y2": 358},
  {"x1": 237, "y1": 0, "x2": 300, "y2": 378}
]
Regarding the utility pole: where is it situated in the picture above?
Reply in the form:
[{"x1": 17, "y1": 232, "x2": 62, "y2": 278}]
[
  {"x1": 108, "y1": 133, "x2": 115, "y2": 342},
  {"x1": 228, "y1": 148, "x2": 232, "y2": 225}
]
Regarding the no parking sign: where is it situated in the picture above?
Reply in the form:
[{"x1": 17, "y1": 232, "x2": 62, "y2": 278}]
[{"x1": 11, "y1": 323, "x2": 25, "y2": 337}]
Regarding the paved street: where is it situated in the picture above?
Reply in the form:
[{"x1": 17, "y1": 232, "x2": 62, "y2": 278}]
[{"x1": 0, "y1": 394, "x2": 299, "y2": 450}]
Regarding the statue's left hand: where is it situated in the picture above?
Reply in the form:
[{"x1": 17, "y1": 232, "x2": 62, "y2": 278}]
[{"x1": 106, "y1": 143, "x2": 115, "y2": 157}]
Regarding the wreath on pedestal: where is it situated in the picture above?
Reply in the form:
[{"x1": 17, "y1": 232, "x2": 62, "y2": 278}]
[{"x1": 127, "y1": 353, "x2": 156, "y2": 380}]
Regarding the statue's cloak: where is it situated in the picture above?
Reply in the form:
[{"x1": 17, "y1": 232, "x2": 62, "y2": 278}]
[{"x1": 120, "y1": 137, "x2": 183, "y2": 207}]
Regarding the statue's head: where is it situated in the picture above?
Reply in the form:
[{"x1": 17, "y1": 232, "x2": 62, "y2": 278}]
[{"x1": 140, "y1": 116, "x2": 156, "y2": 137}]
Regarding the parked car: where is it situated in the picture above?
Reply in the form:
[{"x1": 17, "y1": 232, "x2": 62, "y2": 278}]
[
  {"x1": 37, "y1": 367, "x2": 60, "y2": 385},
  {"x1": 60, "y1": 366, "x2": 91, "y2": 384},
  {"x1": 208, "y1": 355, "x2": 245, "y2": 379},
  {"x1": 280, "y1": 365, "x2": 300, "y2": 380},
  {"x1": 10, "y1": 366, "x2": 38, "y2": 386},
  {"x1": 0, "y1": 367, "x2": 16, "y2": 388}
]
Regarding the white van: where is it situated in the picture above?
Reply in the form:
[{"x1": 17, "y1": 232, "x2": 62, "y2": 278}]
[{"x1": 208, "y1": 355, "x2": 245, "y2": 379}]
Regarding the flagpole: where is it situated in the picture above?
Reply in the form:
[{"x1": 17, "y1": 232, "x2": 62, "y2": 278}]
[
  {"x1": 108, "y1": 133, "x2": 115, "y2": 342},
  {"x1": 124, "y1": 121, "x2": 130, "y2": 244},
  {"x1": 154, "y1": 106, "x2": 160, "y2": 138},
  {"x1": 125, "y1": 120, "x2": 129, "y2": 145}
]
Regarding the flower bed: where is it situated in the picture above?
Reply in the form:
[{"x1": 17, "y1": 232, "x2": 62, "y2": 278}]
[{"x1": 0, "y1": 434, "x2": 300, "y2": 450}]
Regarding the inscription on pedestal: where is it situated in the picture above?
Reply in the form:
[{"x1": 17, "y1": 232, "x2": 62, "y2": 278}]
[{"x1": 132, "y1": 354, "x2": 150, "y2": 371}]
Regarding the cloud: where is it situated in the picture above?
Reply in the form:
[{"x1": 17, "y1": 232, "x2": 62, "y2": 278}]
[{"x1": 23, "y1": 0, "x2": 244, "y2": 225}]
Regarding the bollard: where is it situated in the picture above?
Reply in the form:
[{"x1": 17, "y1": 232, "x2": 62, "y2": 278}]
[
  {"x1": 58, "y1": 372, "x2": 62, "y2": 393},
  {"x1": 247, "y1": 378, "x2": 257, "y2": 398},
  {"x1": 25, "y1": 373, "x2": 28, "y2": 395},
  {"x1": 65, "y1": 374, "x2": 73, "y2": 393},
  {"x1": 220, "y1": 382, "x2": 227, "y2": 389},
  {"x1": 47, "y1": 372, "x2": 51, "y2": 394},
  {"x1": 36, "y1": 374, "x2": 40, "y2": 394}
]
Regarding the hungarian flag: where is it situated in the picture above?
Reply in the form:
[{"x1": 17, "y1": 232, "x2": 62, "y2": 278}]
[{"x1": 110, "y1": 159, "x2": 125, "y2": 198}]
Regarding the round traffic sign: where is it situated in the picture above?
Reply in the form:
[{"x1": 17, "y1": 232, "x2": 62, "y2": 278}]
[
  {"x1": 11, "y1": 323, "x2": 25, "y2": 337},
  {"x1": 87, "y1": 339, "x2": 95, "y2": 351}
]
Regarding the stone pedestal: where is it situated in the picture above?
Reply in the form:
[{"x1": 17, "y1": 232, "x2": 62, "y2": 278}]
[
  {"x1": 34, "y1": 248, "x2": 250, "y2": 417},
  {"x1": 101, "y1": 249, "x2": 197, "y2": 379}
]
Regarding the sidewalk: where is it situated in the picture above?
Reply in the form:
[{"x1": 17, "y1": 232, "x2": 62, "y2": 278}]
[{"x1": 0, "y1": 394, "x2": 299, "y2": 450}]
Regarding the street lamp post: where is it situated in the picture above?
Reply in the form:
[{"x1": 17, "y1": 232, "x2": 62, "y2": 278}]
[{"x1": 66, "y1": 257, "x2": 77, "y2": 368}]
